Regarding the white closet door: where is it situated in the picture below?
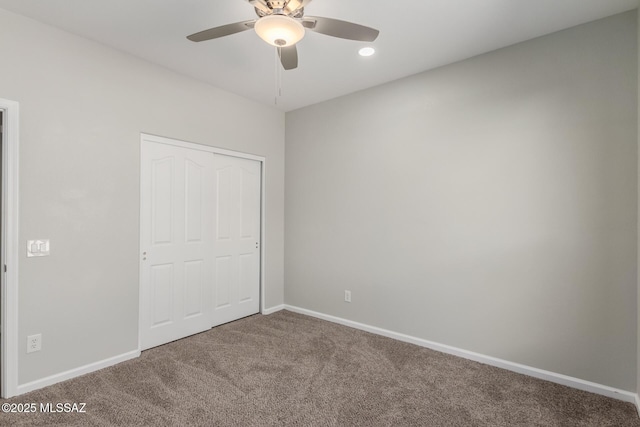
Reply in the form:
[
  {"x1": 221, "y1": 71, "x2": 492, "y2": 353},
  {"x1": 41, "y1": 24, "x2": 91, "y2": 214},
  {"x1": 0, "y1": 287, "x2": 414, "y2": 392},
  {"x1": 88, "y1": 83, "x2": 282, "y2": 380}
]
[
  {"x1": 212, "y1": 154, "x2": 261, "y2": 326},
  {"x1": 140, "y1": 140, "x2": 215, "y2": 350}
]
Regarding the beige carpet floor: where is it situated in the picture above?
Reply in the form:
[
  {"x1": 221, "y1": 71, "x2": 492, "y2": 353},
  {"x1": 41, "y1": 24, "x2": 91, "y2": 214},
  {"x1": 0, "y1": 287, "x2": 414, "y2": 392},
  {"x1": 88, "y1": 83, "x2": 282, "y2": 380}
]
[{"x1": 1, "y1": 310, "x2": 639, "y2": 426}]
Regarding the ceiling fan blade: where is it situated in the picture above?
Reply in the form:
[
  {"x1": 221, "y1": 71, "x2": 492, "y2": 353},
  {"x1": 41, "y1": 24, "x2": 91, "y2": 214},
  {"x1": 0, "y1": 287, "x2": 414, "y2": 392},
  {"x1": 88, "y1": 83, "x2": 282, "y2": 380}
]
[
  {"x1": 304, "y1": 16, "x2": 379, "y2": 42},
  {"x1": 187, "y1": 20, "x2": 255, "y2": 42},
  {"x1": 278, "y1": 45, "x2": 298, "y2": 70}
]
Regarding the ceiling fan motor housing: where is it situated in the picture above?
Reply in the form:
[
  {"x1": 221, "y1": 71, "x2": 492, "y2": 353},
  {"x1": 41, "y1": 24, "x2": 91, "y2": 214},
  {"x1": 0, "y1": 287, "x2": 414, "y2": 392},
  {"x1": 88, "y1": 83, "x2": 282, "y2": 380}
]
[
  {"x1": 266, "y1": 1, "x2": 286, "y2": 8},
  {"x1": 252, "y1": 0, "x2": 306, "y2": 18}
]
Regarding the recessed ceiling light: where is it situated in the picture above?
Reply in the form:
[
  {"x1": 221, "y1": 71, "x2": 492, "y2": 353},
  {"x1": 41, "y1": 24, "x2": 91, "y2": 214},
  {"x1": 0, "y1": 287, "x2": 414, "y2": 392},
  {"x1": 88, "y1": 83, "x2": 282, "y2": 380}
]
[{"x1": 359, "y1": 47, "x2": 375, "y2": 57}]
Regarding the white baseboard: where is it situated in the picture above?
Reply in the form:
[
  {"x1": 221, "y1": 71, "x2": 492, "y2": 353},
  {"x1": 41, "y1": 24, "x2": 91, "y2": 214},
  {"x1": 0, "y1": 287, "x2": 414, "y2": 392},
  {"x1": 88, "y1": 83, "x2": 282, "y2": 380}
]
[
  {"x1": 284, "y1": 305, "x2": 637, "y2": 405},
  {"x1": 262, "y1": 304, "x2": 285, "y2": 315},
  {"x1": 635, "y1": 393, "x2": 640, "y2": 418},
  {"x1": 16, "y1": 350, "x2": 140, "y2": 395}
]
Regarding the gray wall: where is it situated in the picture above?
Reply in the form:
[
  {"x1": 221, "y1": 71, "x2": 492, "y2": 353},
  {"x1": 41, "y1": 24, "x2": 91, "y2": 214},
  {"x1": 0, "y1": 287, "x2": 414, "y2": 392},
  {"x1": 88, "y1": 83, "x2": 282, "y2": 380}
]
[
  {"x1": 285, "y1": 12, "x2": 637, "y2": 391},
  {"x1": 0, "y1": 9, "x2": 285, "y2": 385},
  {"x1": 637, "y1": 5, "x2": 640, "y2": 398}
]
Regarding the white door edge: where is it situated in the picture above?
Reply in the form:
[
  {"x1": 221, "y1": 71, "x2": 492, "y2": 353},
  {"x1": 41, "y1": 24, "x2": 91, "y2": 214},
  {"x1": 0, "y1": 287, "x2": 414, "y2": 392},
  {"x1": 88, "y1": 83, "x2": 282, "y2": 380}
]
[
  {"x1": 138, "y1": 133, "x2": 266, "y2": 352},
  {"x1": 0, "y1": 98, "x2": 20, "y2": 398},
  {"x1": 259, "y1": 161, "x2": 266, "y2": 317}
]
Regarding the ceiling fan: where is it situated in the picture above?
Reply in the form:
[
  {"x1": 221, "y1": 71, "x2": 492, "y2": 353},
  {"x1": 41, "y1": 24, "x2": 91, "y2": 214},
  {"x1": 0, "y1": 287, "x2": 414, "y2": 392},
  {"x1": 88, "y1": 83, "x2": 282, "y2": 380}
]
[{"x1": 187, "y1": 0, "x2": 379, "y2": 70}]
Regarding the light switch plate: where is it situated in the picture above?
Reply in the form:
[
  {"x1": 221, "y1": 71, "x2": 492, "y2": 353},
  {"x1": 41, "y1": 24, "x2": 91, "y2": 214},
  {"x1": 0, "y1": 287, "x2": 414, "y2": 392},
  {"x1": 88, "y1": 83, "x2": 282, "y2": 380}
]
[{"x1": 27, "y1": 239, "x2": 50, "y2": 257}]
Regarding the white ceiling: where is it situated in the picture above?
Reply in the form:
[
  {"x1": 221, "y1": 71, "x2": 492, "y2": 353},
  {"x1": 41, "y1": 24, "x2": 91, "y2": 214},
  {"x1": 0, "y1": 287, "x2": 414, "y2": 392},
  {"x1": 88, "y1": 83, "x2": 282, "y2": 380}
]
[{"x1": 0, "y1": 0, "x2": 636, "y2": 111}]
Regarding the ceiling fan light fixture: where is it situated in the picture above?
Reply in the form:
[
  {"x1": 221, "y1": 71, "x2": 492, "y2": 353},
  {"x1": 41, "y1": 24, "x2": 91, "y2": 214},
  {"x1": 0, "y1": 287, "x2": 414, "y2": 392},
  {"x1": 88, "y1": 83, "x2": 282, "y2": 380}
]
[{"x1": 254, "y1": 14, "x2": 305, "y2": 47}]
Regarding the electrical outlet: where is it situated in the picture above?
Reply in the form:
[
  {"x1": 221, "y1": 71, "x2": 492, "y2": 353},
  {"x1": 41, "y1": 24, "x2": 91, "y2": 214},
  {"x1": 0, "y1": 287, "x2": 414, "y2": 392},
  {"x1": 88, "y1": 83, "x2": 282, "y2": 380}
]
[
  {"x1": 27, "y1": 334, "x2": 41, "y2": 353},
  {"x1": 344, "y1": 290, "x2": 351, "y2": 303}
]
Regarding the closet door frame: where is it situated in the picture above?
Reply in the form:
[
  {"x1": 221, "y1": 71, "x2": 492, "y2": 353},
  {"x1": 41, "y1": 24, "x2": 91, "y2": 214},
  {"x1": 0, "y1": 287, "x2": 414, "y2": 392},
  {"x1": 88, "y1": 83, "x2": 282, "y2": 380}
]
[{"x1": 138, "y1": 133, "x2": 266, "y2": 351}]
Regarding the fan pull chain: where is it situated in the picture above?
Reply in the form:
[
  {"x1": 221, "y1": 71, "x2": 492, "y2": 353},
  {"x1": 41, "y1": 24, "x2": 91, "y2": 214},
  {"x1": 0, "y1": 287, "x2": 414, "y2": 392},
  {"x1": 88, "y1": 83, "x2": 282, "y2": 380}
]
[
  {"x1": 278, "y1": 59, "x2": 282, "y2": 97},
  {"x1": 274, "y1": 47, "x2": 282, "y2": 105}
]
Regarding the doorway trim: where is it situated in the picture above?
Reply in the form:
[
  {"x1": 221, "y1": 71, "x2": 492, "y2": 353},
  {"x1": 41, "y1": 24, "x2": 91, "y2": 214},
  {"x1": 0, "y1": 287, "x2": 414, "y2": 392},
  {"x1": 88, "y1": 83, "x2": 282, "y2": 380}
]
[
  {"x1": 138, "y1": 133, "x2": 266, "y2": 351},
  {"x1": 0, "y1": 98, "x2": 20, "y2": 398}
]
